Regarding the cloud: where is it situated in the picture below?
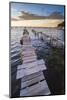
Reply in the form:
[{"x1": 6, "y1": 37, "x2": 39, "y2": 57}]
[
  {"x1": 11, "y1": 17, "x2": 18, "y2": 21},
  {"x1": 48, "y1": 12, "x2": 64, "y2": 19},
  {"x1": 18, "y1": 11, "x2": 46, "y2": 20},
  {"x1": 11, "y1": 8, "x2": 21, "y2": 21},
  {"x1": 11, "y1": 8, "x2": 21, "y2": 18},
  {"x1": 18, "y1": 11, "x2": 64, "y2": 20}
]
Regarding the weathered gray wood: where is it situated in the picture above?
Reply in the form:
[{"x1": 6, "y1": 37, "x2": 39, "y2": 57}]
[
  {"x1": 17, "y1": 59, "x2": 45, "y2": 70},
  {"x1": 20, "y1": 80, "x2": 50, "y2": 96},
  {"x1": 22, "y1": 55, "x2": 37, "y2": 61},
  {"x1": 22, "y1": 45, "x2": 32, "y2": 48},
  {"x1": 22, "y1": 53, "x2": 36, "y2": 58},
  {"x1": 22, "y1": 47, "x2": 35, "y2": 51},
  {"x1": 23, "y1": 42, "x2": 32, "y2": 45},
  {"x1": 36, "y1": 89, "x2": 51, "y2": 96},
  {"x1": 21, "y1": 71, "x2": 44, "y2": 82},
  {"x1": 22, "y1": 50, "x2": 35, "y2": 55},
  {"x1": 16, "y1": 63, "x2": 46, "y2": 79},
  {"x1": 21, "y1": 74, "x2": 45, "y2": 88},
  {"x1": 23, "y1": 58, "x2": 36, "y2": 64}
]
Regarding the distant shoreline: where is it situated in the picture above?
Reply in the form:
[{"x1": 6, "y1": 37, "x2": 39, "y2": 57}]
[{"x1": 11, "y1": 26, "x2": 64, "y2": 30}]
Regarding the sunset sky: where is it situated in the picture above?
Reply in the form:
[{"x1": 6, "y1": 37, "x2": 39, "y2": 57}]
[{"x1": 11, "y1": 2, "x2": 64, "y2": 27}]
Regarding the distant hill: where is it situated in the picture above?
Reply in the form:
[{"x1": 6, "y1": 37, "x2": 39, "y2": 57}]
[{"x1": 57, "y1": 21, "x2": 65, "y2": 28}]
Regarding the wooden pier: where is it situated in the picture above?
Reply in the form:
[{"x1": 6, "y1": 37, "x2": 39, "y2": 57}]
[{"x1": 16, "y1": 32, "x2": 50, "y2": 96}]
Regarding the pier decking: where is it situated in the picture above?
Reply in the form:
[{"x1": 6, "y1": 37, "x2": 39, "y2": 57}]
[{"x1": 16, "y1": 33, "x2": 50, "y2": 96}]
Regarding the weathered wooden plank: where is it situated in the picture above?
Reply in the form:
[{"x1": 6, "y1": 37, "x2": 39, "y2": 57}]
[
  {"x1": 36, "y1": 89, "x2": 51, "y2": 96},
  {"x1": 23, "y1": 41, "x2": 31, "y2": 43},
  {"x1": 23, "y1": 38, "x2": 31, "y2": 41},
  {"x1": 22, "y1": 50, "x2": 35, "y2": 55},
  {"x1": 19, "y1": 63, "x2": 46, "y2": 70},
  {"x1": 16, "y1": 63, "x2": 46, "y2": 79},
  {"x1": 21, "y1": 74, "x2": 45, "y2": 88},
  {"x1": 22, "y1": 55, "x2": 37, "y2": 61},
  {"x1": 22, "y1": 49, "x2": 35, "y2": 53},
  {"x1": 28, "y1": 80, "x2": 50, "y2": 95},
  {"x1": 20, "y1": 80, "x2": 50, "y2": 96},
  {"x1": 22, "y1": 47, "x2": 35, "y2": 51},
  {"x1": 17, "y1": 59, "x2": 45, "y2": 70},
  {"x1": 23, "y1": 58, "x2": 36, "y2": 64},
  {"x1": 22, "y1": 53, "x2": 36, "y2": 58},
  {"x1": 25, "y1": 64, "x2": 46, "y2": 74},
  {"x1": 23, "y1": 42, "x2": 31, "y2": 45},
  {"x1": 16, "y1": 69, "x2": 25, "y2": 79},
  {"x1": 22, "y1": 45, "x2": 35, "y2": 48},
  {"x1": 22, "y1": 45, "x2": 32, "y2": 48},
  {"x1": 21, "y1": 71, "x2": 44, "y2": 82},
  {"x1": 17, "y1": 63, "x2": 36, "y2": 70}
]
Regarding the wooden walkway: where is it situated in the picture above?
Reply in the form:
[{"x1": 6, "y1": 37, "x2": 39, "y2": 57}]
[{"x1": 16, "y1": 33, "x2": 50, "y2": 96}]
